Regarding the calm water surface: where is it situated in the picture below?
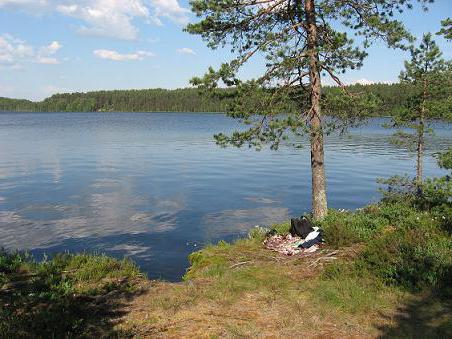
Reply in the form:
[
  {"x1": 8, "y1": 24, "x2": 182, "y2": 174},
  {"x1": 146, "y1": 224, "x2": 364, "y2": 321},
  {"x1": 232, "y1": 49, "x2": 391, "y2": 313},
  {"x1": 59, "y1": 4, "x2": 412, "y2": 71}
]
[{"x1": 0, "y1": 112, "x2": 450, "y2": 281}]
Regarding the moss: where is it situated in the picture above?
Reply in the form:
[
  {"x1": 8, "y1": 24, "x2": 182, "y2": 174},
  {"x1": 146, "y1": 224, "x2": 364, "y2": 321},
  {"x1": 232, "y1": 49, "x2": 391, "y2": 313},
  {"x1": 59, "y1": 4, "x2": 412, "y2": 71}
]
[{"x1": 184, "y1": 237, "x2": 262, "y2": 280}]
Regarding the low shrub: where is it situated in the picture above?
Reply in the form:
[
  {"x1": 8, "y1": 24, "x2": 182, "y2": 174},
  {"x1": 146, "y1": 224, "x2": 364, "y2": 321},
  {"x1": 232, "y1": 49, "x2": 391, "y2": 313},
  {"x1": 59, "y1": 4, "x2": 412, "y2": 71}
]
[
  {"x1": 359, "y1": 216, "x2": 452, "y2": 290},
  {"x1": 322, "y1": 221, "x2": 361, "y2": 248},
  {"x1": 0, "y1": 249, "x2": 32, "y2": 273},
  {"x1": 266, "y1": 222, "x2": 291, "y2": 236},
  {"x1": 378, "y1": 175, "x2": 418, "y2": 205},
  {"x1": 316, "y1": 191, "x2": 451, "y2": 293},
  {"x1": 436, "y1": 148, "x2": 452, "y2": 170},
  {"x1": 0, "y1": 251, "x2": 143, "y2": 337},
  {"x1": 318, "y1": 204, "x2": 411, "y2": 248}
]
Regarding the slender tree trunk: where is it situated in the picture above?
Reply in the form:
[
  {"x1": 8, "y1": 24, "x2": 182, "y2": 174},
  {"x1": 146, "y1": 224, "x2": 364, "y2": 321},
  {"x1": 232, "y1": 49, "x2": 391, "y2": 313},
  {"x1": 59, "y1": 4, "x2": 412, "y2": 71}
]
[
  {"x1": 416, "y1": 116, "x2": 424, "y2": 185},
  {"x1": 305, "y1": 0, "x2": 327, "y2": 220},
  {"x1": 416, "y1": 80, "x2": 427, "y2": 191}
]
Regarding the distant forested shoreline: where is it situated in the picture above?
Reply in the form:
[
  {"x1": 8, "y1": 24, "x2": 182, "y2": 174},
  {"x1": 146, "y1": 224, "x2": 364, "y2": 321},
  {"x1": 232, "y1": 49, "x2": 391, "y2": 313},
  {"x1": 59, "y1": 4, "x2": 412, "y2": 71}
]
[
  {"x1": 0, "y1": 83, "x2": 438, "y2": 116},
  {"x1": 0, "y1": 88, "x2": 227, "y2": 113}
]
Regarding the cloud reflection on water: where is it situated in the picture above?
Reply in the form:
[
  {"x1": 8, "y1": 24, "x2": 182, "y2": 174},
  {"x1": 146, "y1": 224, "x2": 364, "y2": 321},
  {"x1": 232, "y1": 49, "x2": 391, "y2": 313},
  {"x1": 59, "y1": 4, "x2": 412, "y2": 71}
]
[
  {"x1": 201, "y1": 207, "x2": 289, "y2": 239},
  {"x1": 0, "y1": 113, "x2": 450, "y2": 280},
  {"x1": 0, "y1": 185, "x2": 187, "y2": 252}
]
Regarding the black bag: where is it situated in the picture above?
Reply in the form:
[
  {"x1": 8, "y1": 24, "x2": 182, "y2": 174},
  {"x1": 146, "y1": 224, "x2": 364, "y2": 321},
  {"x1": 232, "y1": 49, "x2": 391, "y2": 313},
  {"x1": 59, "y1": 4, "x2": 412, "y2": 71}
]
[{"x1": 290, "y1": 217, "x2": 314, "y2": 238}]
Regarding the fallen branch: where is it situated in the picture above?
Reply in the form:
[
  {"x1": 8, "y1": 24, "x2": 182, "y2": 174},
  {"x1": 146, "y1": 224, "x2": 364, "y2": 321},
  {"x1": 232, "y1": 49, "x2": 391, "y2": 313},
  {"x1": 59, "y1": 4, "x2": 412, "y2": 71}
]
[{"x1": 229, "y1": 261, "x2": 253, "y2": 269}]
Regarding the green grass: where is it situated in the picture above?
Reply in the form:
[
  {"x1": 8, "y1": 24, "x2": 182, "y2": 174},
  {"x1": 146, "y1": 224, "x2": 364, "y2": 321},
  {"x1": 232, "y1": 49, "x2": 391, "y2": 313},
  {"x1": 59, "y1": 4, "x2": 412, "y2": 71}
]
[
  {"x1": 180, "y1": 197, "x2": 451, "y2": 331},
  {"x1": 0, "y1": 252, "x2": 144, "y2": 337},
  {"x1": 314, "y1": 261, "x2": 398, "y2": 314},
  {"x1": 1, "y1": 193, "x2": 451, "y2": 337}
]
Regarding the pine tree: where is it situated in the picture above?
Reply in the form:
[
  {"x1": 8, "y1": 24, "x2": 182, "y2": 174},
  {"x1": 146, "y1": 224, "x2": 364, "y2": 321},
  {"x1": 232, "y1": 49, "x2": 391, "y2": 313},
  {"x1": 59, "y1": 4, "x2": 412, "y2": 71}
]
[
  {"x1": 389, "y1": 33, "x2": 450, "y2": 189},
  {"x1": 186, "y1": 0, "x2": 430, "y2": 219},
  {"x1": 438, "y1": 18, "x2": 451, "y2": 40}
]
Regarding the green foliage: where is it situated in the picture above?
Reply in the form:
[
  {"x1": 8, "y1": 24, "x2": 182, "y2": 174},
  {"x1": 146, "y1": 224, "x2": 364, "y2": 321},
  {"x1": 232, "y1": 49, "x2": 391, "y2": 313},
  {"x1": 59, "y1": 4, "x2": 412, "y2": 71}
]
[
  {"x1": 267, "y1": 222, "x2": 291, "y2": 236},
  {"x1": 0, "y1": 97, "x2": 35, "y2": 112},
  {"x1": 385, "y1": 32, "x2": 451, "y2": 183},
  {"x1": 1, "y1": 83, "x2": 445, "y2": 120},
  {"x1": 315, "y1": 202, "x2": 452, "y2": 293},
  {"x1": 0, "y1": 252, "x2": 142, "y2": 337},
  {"x1": 0, "y1": 88, "x2": 232, "y2": 113},
  {"x1": 0, "y1": 249, "x2": 31, "y2": 273},
  {"x1": 186, "y1": 0, "x2": 424, "y2": 150},
  {"x1": 378, "y1": 147, "x2": 451, "y2": 214},
  {"x1": 378, "y1": 175, "x2": 419, "y2": 203},
  {"x1": 360, "y1": 216, "x2": 451, "y2": 290},
  {"x1": 319, "y1": 201, "x2": 427, "y2": 248},
  {"x1": 361, "y1": 164, "x2": 452, "y2": 291},
  {"x1": 437, "y1": 148, "x2": 452, "y2": 169},
  {"x1": 321, "y1": 220, "x2": 361, "y2": 248},
  {"x1": 438, "y1": 17, "x2": 452, "y2": 40},
  {"x1": 419, "y1": 176, "x2": 452, "y2": 209}
]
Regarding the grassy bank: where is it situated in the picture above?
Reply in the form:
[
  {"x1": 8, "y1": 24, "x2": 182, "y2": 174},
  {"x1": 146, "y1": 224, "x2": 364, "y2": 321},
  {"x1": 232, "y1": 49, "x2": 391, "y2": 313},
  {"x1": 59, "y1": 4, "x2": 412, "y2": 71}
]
[
  {"x1": 1, "y1": 196, "x2": 451, "y2": 337},
  {"x1": 133, "y1": 199, "x2": 450, "y2": 337},
  {"x1": 0, "y1": 252, "x2": 145, "y2": 337}
]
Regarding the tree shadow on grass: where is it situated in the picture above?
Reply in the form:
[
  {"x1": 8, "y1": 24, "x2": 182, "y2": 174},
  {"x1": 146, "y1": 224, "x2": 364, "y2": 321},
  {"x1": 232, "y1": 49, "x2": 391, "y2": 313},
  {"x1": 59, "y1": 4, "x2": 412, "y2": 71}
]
[
  {"x1": 0, "y1": 267, "x2": 147, "y2": 337},
  {"x1": 375, "y1": 289, "x2": 452, "y2": 338}
]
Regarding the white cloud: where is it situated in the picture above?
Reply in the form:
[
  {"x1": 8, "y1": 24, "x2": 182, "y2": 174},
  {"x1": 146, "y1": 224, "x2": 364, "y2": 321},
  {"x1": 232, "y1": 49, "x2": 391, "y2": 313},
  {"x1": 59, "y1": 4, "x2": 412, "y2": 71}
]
[
  {"x1": 349, "y1": 78, "x2": 394, "y2": 85},
  {"x1": 40, "y1": 41, "x2": 61, "y2": 55},
  {"x1": 177, "y1": 47, "x2": 195, "y2": 55},
  {"x1": 0, "y1": 34, "x2": 62, "y2": 66},
  {"x1": 37, "y1": 41, "x2": 62, "y2": 64},
  {"x1": 351, "y1": 78, "x2": 375, "y2": 85},
  {"x1": 1, "y1": 0, "x2": 190, "y2": 40},
  {"x1": 36, "y1": 57, "x2": 59, "y2": 64},
  {"x1": 0, "y1": 34, "x2": 33, "y2": 64},
  {"x1": 93, "y1": 49, "x2": 154, "y2": 61},
  {"x1": 0, "y1": 0, "x2": 49, "y2": 10},
  {"x1": 57, "y1": 1, "x2": 150, "y2": 40},
  {"x1": 151, "y1": 0, "x2": 190, "y2": 25}
]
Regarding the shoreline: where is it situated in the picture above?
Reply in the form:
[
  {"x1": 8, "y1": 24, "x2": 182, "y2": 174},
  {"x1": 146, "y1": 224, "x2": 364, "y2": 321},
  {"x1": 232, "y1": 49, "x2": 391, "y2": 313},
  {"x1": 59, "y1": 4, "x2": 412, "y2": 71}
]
[{"x1": 2, "y1": 198, "x2": 450, "y2": 337}]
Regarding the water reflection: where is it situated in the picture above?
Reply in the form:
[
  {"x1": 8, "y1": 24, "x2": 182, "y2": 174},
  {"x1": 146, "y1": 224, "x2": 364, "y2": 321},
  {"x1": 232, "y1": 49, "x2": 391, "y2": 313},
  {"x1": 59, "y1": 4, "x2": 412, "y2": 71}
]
[
  {"x1": 0, "y1": 112, "x2": 450, "y2": 281},
  {"x1": 201, "y1": 207, "x2": 289, "y2": 238}
]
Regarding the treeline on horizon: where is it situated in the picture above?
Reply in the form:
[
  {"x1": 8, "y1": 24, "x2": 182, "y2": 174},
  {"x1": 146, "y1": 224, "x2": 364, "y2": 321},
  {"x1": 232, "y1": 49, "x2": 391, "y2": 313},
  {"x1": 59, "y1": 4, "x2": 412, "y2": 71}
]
[{"x1": 0, "y1": 83, "x2": 423, "y2": 115}]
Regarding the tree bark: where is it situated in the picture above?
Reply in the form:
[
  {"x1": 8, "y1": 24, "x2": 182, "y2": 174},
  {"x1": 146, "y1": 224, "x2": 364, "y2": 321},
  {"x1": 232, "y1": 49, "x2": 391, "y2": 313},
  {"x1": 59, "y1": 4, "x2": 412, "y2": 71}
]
[
  {"x1": 416, "y1": 116, "x2": 424, "y2": 186},
  {"x1": 304, "y1": 0, "x2": 328, "y2": 220},
  {"x1": 417, "y1": 79, "x2": 427, "y2": 191}
]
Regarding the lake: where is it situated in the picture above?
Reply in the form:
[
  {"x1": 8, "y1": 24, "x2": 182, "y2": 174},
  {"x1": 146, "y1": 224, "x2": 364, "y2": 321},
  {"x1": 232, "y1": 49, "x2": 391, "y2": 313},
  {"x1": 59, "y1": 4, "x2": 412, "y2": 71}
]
[{"x1": 0, "y1": 112, "x2": 450, "y2": 281}]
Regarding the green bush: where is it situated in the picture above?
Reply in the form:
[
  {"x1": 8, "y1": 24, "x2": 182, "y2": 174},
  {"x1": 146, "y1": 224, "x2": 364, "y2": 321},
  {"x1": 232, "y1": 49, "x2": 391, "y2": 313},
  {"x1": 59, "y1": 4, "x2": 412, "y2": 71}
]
[
  {"x1": 419, "y1": 176, "x2": 452, "y2": 209},
  {"x1": 437, "y1": 148, "x2": 452, "y2": 170},
  {"x1": 317, "y1": 195, "x2": 451, "y2": 292},
  {"x1": 322, "y1": 221, "x2": 360, "y2": 248},
  {"x1": 378, "y1": 175, "x2": 418, "y2": 204},
  {"x1": 0, "y1": 251, "x2": 143, "y2": 337},
  {"x1": 0, "y1": 249, "x2": 32, "y2": 273},
  {"x1": 359, "y1": 215, "x2": 452, "y2": 290},
  {"x1": 319, "y1": 204, "x2": 411, "y2": 248}
]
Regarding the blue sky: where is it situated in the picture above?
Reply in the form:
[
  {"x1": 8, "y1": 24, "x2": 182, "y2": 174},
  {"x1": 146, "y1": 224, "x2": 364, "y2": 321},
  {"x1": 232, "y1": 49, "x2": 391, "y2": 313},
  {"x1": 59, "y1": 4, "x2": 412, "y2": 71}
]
[{"x1": 0, "y1": 0, "x2": 450, "y2": 101}]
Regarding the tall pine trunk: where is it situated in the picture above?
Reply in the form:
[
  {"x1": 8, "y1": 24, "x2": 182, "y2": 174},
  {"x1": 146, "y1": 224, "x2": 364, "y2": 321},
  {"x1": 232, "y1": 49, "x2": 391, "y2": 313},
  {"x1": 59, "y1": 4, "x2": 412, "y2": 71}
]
[
  {"x1": 305, "y1": 0, "x2": 327, "y2": 220},
  {"x1": 416, "y1": 115, "x2": 424, "y2": 186},
  {"x1": 416, "y1": 79, "x2": 427, "y2": 190}
]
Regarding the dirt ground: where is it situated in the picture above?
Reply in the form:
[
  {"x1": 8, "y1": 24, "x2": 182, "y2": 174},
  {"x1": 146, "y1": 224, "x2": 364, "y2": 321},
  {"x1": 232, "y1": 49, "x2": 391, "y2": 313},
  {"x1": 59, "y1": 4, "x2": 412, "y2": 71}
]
[{"x1": 106, "y1": 245, "x2": 452, "y2": 338}]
